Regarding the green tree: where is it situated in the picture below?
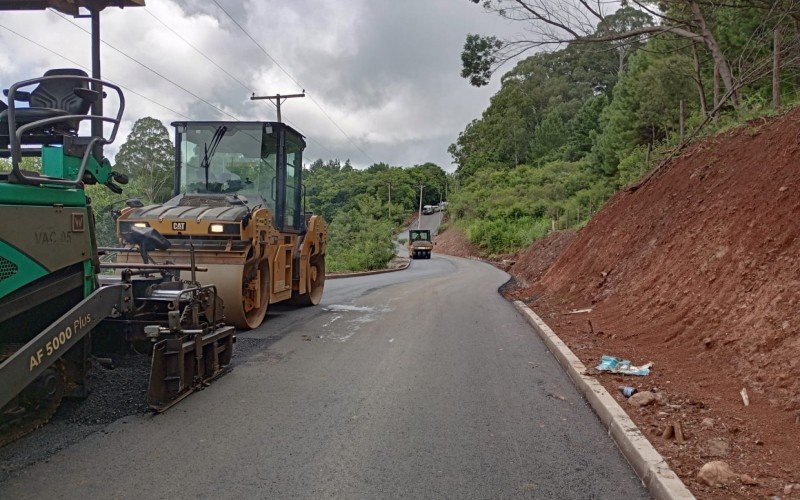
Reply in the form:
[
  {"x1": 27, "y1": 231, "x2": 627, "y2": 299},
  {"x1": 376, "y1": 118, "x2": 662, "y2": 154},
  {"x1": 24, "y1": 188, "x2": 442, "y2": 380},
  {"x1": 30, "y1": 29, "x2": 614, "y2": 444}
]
[
  {"x1": 591, "y1": 45, "x2": 697, "y2": 176},
  {"x1": 0, "y1": 157, "x2": 41, "y2": 173},
  {"x1": 114, "y1": 117, "x2": 174, "y2": 203},
  {"x1": 447, "y1": 0, "x2": 800, "y2": 257},
  {"x1": 460, "y1": 1, "x2": 747, "y2": 107}
]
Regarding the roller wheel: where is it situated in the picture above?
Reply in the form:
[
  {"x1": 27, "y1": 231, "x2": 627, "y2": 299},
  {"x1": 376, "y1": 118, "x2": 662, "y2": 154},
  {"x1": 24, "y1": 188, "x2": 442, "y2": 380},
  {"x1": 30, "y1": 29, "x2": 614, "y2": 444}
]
[
  {"x1": 204, "y1": 260, "x2": 270, "y2": 330},
  {"x1": 240, "y1": 259, "x2": 270, "y2": 329},
  {"x1": 294, "y1": 254, "x2": 326, "y2": 306}
]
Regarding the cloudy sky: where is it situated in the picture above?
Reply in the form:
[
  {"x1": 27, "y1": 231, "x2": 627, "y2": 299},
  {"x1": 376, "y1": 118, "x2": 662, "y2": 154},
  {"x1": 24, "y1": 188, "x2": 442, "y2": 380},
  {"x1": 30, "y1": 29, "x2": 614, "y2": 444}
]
[{"x1": 0, "y1": 0, "x2": 520, "y2": 171}]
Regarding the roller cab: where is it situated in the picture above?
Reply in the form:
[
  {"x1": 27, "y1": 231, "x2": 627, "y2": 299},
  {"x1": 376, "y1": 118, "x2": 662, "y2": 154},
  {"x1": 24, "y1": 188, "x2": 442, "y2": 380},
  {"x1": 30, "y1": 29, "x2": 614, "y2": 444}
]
[
  {"x1": 408, "y1": 229, "x2": 432, "y2": 259},
  {"x1": 116, "y1": 121, "x2": 328, "y2": 329}
]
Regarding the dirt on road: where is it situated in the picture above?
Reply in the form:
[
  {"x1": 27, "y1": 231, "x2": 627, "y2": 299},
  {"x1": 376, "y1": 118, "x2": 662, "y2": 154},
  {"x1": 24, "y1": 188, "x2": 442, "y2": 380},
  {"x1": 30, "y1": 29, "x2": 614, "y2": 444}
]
[{"x1": 507, "y1": 109, "x2": 800, "y2": 498}]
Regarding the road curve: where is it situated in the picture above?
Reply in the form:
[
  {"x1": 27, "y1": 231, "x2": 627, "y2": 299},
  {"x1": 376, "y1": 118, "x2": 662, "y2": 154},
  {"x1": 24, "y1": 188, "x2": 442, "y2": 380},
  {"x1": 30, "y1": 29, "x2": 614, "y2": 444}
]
[
  {"x1": 398, "y1": 211, "x2": 444, "y2": 240},
  {"x1": 0, "y1": 254, "x2": 647, "y2": 499}
]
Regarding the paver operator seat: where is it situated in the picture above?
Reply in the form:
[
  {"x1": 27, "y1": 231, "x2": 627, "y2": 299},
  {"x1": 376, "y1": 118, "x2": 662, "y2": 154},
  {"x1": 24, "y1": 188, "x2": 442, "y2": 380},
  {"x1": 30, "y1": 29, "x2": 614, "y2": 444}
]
[{"x1": 0, "y1": 68, "x2": 96, "y2": 151}]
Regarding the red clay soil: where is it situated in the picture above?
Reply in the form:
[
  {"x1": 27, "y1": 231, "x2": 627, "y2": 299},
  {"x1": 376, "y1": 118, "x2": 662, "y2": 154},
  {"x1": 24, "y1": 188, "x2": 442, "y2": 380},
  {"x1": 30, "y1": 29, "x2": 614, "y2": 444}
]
[
  {"x1": 510, "y1": 110, "x2": 800, "y2": 498},
  {"x1": 507, "y1": 230, "x2": 577, "y2": 285},
  {"x1": 433, "y1": 227, "x2": 484, "y2": 258}
]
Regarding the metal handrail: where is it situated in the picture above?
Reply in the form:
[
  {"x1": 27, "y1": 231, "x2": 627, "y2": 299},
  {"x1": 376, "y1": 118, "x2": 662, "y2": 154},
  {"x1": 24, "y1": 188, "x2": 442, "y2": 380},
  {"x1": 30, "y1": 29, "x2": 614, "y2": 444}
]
[
  {"x1": 10, "y1": 133, "x2": 102, "y2": 187},
  {"x1": 5, "y1": 75, "x2": 126, "y2": 185}
]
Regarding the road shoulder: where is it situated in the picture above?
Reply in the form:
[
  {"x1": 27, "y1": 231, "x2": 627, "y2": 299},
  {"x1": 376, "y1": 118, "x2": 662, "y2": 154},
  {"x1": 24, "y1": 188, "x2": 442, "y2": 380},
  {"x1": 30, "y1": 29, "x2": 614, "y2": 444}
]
[
  {"x1": 326, "y1": 257, "x2": 411, "y2": 280},
  {"x1": 513, "y1": 300, "x2": 695, "y2": 500}
]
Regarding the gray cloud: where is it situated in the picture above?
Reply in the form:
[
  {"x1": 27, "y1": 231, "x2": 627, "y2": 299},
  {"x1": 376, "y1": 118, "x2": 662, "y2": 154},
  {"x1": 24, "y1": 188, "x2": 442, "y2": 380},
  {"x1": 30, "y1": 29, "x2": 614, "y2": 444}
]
[{"x1": 0, "y1": 0, "x2": 519, "y2": 171}]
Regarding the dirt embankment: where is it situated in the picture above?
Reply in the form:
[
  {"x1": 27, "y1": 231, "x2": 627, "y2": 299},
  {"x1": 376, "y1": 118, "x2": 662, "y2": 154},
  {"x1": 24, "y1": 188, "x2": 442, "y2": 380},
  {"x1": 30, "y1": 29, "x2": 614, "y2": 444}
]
[
  {"x1": 434, "y1": 225, "x2": 575, "y2": 269},
  {"x1": 433, "y1": 226, "x2": 484, "y2": 258},
  {"x1": 507, "y1": 230, "x2": 577, "y2": 285},
  {"x1": 511, "y1": 109, "x2": 800, "y2": 498}
]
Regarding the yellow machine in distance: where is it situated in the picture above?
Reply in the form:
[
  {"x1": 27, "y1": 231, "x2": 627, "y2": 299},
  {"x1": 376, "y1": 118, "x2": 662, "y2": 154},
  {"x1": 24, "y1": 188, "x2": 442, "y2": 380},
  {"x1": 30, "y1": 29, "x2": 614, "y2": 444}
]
[
  {"x1": 408, "y1": 229, "x2": 433, "y2": 259},
  {"x1": 116, "y1": 121, "x2": 328, "y2": 329}
]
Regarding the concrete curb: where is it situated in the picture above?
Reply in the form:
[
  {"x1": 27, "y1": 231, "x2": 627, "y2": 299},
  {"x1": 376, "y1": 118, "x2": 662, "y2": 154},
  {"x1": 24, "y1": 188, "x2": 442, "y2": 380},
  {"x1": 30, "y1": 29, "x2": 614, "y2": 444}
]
[
  {"x1": 513, "y1": 300, "x2": 695, "y2": 500},
  {"x1": 326, "y1": 260, "x2": 411, "y2": 280}
]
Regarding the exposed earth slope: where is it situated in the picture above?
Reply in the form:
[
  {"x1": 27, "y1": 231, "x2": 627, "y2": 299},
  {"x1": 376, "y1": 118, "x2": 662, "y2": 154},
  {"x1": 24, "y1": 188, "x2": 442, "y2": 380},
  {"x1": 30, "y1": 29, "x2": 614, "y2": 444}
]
[{"x1": 514, "y1": 109, "x2": 800, "y2": 497}]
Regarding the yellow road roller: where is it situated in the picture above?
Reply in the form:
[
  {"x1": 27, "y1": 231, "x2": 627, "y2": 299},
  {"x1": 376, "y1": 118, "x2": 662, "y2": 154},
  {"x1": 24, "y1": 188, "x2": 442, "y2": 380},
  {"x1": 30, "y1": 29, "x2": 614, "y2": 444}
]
[{"x1": 115, "y1": 121, "x2": 328, "y2": 329}]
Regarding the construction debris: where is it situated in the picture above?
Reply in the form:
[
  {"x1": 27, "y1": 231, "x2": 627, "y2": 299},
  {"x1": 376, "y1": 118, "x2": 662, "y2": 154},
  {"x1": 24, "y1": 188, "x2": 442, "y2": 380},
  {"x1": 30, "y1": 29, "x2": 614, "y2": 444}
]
[
  {"x1": 661, "y1": 420, "x2": 686, "y2": 443},
  {"x1": 628, "y1": 391, "x2": 656, "y2": 407},
  {"x1": 566, "y1": 308, "x2": 593, "y2": 314},
  {"x1": 739, "y1": 474, "x2": 759, "y2": 486},
  {"x1": 596, "y1": 355, "x2": 652, "y2": 376},
  {"x1": 705, "y1": 438, "x2": 730, "y2": 457},
  {"x1": 697, "y1": 461, "x2": 738, "y2": 487}
]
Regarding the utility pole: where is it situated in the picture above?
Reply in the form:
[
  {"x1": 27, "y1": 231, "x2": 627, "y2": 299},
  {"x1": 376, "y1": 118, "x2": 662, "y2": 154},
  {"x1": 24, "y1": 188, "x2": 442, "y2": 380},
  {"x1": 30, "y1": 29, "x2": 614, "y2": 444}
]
[
  {"x1": 418, "y1": 183, "x2": 424, "y2": 229},
  {"x1": 89, "y1": 7, "x2": 102, "y2": 157},
  {"x1": 250, "y1": 92, "x2": 305, "y2": 123}
]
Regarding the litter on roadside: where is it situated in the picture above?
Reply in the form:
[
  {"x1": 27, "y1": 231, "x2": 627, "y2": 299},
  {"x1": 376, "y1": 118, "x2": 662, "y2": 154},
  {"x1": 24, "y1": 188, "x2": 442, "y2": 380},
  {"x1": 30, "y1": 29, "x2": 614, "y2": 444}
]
[
  {"x1": 740, "y1": 387, "x2": 750, "y2": 406},
  {"x1": 596, "y1": 355, "x2": 652, "y2": 376},
  {"x1": 566, "y1": 308, "x2": 593, "y2": 314}
]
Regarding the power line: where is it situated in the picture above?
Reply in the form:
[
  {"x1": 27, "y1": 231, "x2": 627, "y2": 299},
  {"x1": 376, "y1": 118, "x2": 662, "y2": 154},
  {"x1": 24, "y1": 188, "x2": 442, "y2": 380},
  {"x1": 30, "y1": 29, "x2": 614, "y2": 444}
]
[
  {"x1": 17, "y1": 8, "x2": 340, "y2": 161},
  {"x1": 210, "y1": 0, "x2": 302, "y2": 88},
  {"x1": 209, "y1": 0, "x2": 378, "y2": 165},
  {"x1": 0, "y1": 22, "x2": 191, "y2": 120},
  {"x1": 143, "y1": 8, "x2": 253, "y2": 95},
  {"x1": 49, "y1": 9, "x2": 241, "y2": 121},
  {"x1": 140, "y1": 6, "x2": 338, "y2": 160}
]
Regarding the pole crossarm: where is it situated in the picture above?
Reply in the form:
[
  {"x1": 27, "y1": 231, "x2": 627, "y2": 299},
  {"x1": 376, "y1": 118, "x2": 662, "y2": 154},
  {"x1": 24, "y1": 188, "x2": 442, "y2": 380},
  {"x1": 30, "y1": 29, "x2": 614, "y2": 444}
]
[
  {"x1": 250, "y1": 92, "x2": 305, "y2": 123},
  {"x1": 0, "y1": 1, "x2": 144, "y2": 15}
]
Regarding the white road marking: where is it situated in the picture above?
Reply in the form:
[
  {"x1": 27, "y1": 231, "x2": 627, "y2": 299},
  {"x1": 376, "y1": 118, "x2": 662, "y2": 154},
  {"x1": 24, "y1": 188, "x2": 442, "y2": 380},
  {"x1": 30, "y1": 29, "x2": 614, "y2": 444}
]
[
  {"x1": 323, "y1": 314, "x2": 342, "y2": 327},
  {"x1": 324, "y1": 304, "x2": 374, "y2": 313}
]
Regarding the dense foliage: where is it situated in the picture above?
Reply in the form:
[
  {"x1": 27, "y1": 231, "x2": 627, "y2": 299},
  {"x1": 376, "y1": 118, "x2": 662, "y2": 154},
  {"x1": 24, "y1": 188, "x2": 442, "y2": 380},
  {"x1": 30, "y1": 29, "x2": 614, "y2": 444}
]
[
  {"x1": 450, "y1": 2, "x2": 800, "y2": 255},
  {"x1": 325, "y1": 196, "x2": 396, "y2": 272},
  {"x1": 304, "y1": 159, "x2": 448, "y2": 271}
]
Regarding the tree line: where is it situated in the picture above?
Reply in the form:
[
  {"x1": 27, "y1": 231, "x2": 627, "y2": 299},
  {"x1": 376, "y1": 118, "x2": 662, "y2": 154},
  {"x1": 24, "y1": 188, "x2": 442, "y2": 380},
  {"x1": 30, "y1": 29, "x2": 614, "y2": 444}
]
[
  {"x1": 0, "y1": 115, "x2": 448, "y2": 272},
  {"x1": 447, "y1": 1, "x2": 799, "y2": 254}
]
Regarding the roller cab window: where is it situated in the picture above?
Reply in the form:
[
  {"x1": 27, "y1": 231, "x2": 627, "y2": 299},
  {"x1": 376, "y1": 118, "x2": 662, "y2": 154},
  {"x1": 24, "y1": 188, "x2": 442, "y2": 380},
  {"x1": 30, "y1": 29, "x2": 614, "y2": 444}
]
[
  {"x1": 284, "y1": 131, "x2": 303, "y2": 231},
  {"x1": 172, "y1": 121, "x2": 306, "y2": 232},
  {"x1": 175, "y1": 123, "x2": 279, "y2": 212},
  {"x1": 409, "y1": 230, "x2": 430, "y2": 242}
]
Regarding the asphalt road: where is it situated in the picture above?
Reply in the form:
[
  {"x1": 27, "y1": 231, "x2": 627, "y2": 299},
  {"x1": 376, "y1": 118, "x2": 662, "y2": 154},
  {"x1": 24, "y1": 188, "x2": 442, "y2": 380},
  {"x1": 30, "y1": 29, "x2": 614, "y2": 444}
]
[
  {"x1": 398, "y1": 211, "x2": 444, "y2": 240},
  {"x1": 0, "y1": 254, "x2": 647, "y2": 499}
]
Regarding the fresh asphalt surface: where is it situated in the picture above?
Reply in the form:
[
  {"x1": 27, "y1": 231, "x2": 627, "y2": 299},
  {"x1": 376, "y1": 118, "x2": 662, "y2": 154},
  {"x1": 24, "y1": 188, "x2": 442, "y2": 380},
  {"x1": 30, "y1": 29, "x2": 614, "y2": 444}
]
[
  {"x1": 0, "y1": 215, "x2": 647, "y2": 499},
  {"x1": 398, "y1": 210, "x2": 444, "y2": 241}
]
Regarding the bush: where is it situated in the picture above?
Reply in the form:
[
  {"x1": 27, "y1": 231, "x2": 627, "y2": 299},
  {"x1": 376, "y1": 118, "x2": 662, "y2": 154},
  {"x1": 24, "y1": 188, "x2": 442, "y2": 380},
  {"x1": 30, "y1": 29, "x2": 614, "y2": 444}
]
[
  {"x1": 449, "y1": 159, "x2": 614, "y2": 254},
  {"x1": 616, "y1": 145, "x2": 651, "y2": 186},
  {"x1": 466, "y1": 216, "x2": 550, "y2": 254},
  {"x1": 326, "y1": 195, "x2": 396, "y2": 272}
]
